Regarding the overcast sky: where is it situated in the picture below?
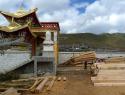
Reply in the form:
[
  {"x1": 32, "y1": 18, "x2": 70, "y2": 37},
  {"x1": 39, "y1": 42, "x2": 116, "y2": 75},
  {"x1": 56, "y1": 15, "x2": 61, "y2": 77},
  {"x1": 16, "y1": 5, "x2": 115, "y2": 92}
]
[{"x1": 0, "y1": 0, "x2": 125, "y2": 34}]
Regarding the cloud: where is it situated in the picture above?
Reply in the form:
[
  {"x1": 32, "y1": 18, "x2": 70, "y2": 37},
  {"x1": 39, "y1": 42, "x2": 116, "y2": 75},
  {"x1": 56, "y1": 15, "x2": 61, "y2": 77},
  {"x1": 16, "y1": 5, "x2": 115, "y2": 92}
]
[
  {"x1": 73, "y1": 2, "x2": 89, "y2": 9},
  {"x1": 1, "y1": 0, "x2": 125, "y2": 34},
  {"x1": 31, "y1": 0, "x2": 70, "y2": 13},
  {"x1": 0, "y1": 0, "x2": 20, "y2": 11},
  {"x1": 83, "y1": 0, "x2": 125, "y2": 33}
]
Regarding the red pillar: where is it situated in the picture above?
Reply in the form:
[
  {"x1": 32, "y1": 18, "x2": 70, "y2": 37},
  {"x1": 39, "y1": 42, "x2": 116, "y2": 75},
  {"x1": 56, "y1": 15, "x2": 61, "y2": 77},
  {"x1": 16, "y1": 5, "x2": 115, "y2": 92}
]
[{"x1": 32, "y1": 38, "x2": 36, "y2": 56}]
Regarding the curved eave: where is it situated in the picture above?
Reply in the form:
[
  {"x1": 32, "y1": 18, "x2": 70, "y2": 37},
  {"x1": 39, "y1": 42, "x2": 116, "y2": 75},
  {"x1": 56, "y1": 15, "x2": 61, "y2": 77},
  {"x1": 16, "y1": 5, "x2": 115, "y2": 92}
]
[
  {"x1": 0, "y1": 25, "x2": 37, "y2": 38},
  {"x1": 0, "y1": 9, "x2": 37, "y2": 18},
  {"x1": 0, "y1": 8, "x2": 41, "y2": 26}
]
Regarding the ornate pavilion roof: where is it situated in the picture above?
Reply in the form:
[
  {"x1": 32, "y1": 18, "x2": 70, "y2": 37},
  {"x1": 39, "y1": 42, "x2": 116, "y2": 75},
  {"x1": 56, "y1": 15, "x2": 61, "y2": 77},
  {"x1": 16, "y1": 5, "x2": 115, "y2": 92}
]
[
  {"x1": 0, "y1": 8, "x2": 60, "y2": 37},
  {"x1": 0, "y1": 8, "x2": 37, "y2": 18}
]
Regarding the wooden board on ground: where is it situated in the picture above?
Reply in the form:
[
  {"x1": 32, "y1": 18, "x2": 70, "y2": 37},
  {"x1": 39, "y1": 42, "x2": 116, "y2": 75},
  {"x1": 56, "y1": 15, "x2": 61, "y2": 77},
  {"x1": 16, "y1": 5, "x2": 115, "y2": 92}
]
[
  {"x1": 91, "y1": 62, "x2": 125, "y2": 86},
  {"x1": 0, "y1": 87, "x2": 20, "y2": 95},
  {"x1": 94, "y1": 82, "x2": 125, "y2": 86}
]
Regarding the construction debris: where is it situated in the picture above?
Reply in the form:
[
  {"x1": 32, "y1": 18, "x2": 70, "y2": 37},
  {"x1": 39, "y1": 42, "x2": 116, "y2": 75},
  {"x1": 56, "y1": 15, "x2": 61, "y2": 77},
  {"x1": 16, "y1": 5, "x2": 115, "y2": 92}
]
[
  {"x1": 59, "y1": 51, "x2": 96, "y2": 66},
  {"x1": 0, "y1": 76, "x2": 58, "y2": 94},
  {"x1": 29, "y1": 78, "x2": 43, "y2": 92}
]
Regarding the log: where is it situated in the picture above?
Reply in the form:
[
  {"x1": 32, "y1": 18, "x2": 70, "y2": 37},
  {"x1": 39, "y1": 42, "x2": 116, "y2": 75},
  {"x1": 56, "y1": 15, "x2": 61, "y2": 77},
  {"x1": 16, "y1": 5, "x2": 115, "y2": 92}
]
[
  {"x1": 29, "y1": 78, "x2": 43, "y2": 92},
  {"x1": 57, "y1": 77, "x2": 61, "y2": 81},
  {"x1": 60, "y1": 51, "x2": 96, "y2": 66},
  {"x1": 63, "y1": 77, "x2": 67, "y2": 81},
  {"x1": 11, "y1": 77, "x2": 46, "y2": 82},
  {"x1": 47, "y1": 76, "x2": 56, "y2": 91},
  {"x1": 0, "y1": 83, "x2": 27, "y2": 87},
  {"x1": 35, "y1": 77, "x2": 49, "y2": 93}
]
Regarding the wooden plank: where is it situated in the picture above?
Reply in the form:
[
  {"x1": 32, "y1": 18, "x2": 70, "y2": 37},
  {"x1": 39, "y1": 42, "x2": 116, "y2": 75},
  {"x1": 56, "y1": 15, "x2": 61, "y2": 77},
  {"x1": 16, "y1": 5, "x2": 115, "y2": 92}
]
[
  {"x1": 92, "y1": 62, "x2": 125, "y2": 86},
  {"x1": 92, "y1": 80, "x2": 125, "y2": 83},
  {"x1": 98, "y1": 70, "x2": 125, "y2": 74},
  {"x1": 11, "y1": 77, "x2": 45, "y2": 82},
  {"x1": 0, "y1": 88, "x2": 20, "y2": 95},
  {"x1": 91, "y1": 76, "x2": 125, "y2": 80},
  {"x1": 97, "y1": 63, "x2": 125, "y2": 68},
  {"x1": 0, "y1": 88, "x2": 29, "y2": 93},
  {"x1": 94, "y1": 82, "x2": 125, "y2": 86}
]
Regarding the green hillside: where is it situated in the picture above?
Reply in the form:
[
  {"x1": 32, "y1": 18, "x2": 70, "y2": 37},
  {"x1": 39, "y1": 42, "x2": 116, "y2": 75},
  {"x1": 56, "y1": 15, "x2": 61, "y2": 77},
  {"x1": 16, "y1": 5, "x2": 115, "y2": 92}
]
[{"x1": 59, "y1": 33, "x2": 125, "y2": 51}]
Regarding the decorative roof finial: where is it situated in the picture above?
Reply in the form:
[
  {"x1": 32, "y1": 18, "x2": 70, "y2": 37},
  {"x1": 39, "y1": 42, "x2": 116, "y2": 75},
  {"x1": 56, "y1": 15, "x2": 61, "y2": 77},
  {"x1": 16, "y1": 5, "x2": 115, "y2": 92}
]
[
  {"x1": 15, "y1": 0, "x2": 26, "y2": 15},
  {"x1": 19, "y1": 0, "x2": 25, "y2": 10}
]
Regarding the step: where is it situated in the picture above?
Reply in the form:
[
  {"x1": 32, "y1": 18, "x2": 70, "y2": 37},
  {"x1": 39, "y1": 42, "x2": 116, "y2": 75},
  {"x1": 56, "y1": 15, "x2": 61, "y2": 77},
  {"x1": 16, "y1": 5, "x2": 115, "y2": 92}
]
[
  {"x1": 97, "y1": 64, "x2": 125, "y2": 69},
  {"x1": 98, "y1": 70, "x2": 125, "y2": 75},
  {"x1": 92, "y1": 80, "x2": 125, "y2": 83},
  {"x1": 94, "y1": 82, "x2": 125, "y2": 86},
  {"x1": 91, "y1": 76, "x2": 125, "y2": 80}
]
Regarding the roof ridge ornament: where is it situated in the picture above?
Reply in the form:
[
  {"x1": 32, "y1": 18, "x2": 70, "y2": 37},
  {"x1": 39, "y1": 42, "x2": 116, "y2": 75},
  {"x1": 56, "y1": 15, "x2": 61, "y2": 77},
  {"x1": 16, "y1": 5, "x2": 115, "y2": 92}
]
[
  {"x1": 19, "y1": 0, "x2": 25, "y2": 10},
  {"x1": 15, "y1": 0, "x2": 26, "y2": 16}
]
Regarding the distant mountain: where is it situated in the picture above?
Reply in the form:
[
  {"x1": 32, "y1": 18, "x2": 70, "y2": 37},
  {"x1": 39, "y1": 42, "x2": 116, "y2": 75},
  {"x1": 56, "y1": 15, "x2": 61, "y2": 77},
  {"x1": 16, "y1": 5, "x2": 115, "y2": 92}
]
[{"x1": 58, "y1": 33, "x2": 125, "y2": 51}]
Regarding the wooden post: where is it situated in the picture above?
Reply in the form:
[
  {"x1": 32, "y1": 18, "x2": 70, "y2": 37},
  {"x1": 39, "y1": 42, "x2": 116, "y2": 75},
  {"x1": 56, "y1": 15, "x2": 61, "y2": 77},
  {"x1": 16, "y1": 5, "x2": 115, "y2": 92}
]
[
  {"x1": 34, "y1": 59, "x2": 37, "y2": 77},
  {"x1": 84, "y1": 61, "x2": 87, "y2": 69},
  {"x1": 32, "y1": 38, "x2": 36, "y2": 56}
]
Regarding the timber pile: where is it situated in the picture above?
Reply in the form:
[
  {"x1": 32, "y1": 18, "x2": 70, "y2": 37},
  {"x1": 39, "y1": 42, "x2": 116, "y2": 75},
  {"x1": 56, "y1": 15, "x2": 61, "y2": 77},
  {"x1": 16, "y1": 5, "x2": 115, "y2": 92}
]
[
  {"x1": 105, "y1": 56, "x2": 125, "y2": 63},
  {"x1": 91, "y1": 62, "x2": 125, "y2": 86},
  {"x1": 60, "y1": 51, "x2": 96, "y2": 66},
  {"x1": 29, "y1": 76, "x2": 57, "y2": 93},
  {"x1": 0, "y1": 76, "x2": 57, "y2": 94}
]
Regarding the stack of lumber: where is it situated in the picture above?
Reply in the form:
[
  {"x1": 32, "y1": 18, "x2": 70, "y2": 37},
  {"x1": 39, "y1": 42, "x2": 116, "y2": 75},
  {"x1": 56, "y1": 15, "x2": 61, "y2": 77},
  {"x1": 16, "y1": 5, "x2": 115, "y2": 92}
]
[
  {"x1": 91, "y1": 63, "x2": 125, "y2": 86},
  {"x1": 60, "y1": 51, "x2": 96, "y2": 66},
  {"x1": 105, "y1": 56, "x2": 125, "y2": 63},
  {"x1": 29, "y1": 76, "x2": 56, "y2": 93}
]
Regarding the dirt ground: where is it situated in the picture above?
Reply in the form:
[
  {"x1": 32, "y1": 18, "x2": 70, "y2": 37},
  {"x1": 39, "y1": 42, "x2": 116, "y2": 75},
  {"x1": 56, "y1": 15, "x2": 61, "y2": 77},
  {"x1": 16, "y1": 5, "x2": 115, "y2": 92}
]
[{"x1": 37, "y1": 70, "x2": 125, "y2": 95}]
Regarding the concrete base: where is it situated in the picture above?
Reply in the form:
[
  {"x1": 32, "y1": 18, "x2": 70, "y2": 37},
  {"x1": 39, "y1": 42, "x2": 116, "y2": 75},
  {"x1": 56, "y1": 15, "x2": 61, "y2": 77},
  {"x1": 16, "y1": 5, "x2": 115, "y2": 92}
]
[
  {"x1": 33, "y1": 56, "x2": 56, "y2": 76},
  {"x1": 42, "y1": 51, "x2": 54, "y2": 57}
]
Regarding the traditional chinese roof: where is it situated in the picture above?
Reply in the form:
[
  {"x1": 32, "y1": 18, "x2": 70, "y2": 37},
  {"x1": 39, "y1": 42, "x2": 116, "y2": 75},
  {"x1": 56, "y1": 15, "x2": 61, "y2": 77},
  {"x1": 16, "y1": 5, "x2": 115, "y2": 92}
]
[
  {"x1": 0, "y1": 8, "x2": 60, "y2": 36},
  {"x1": 0, "y1": 8, "x2": 37, "y2": 18},
  {"x1": 0, "y1": 8, "x2": 41, "y2": 27},
  {"x1": 0, "y1": 22, "x2": 37, "y2": 37}
]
